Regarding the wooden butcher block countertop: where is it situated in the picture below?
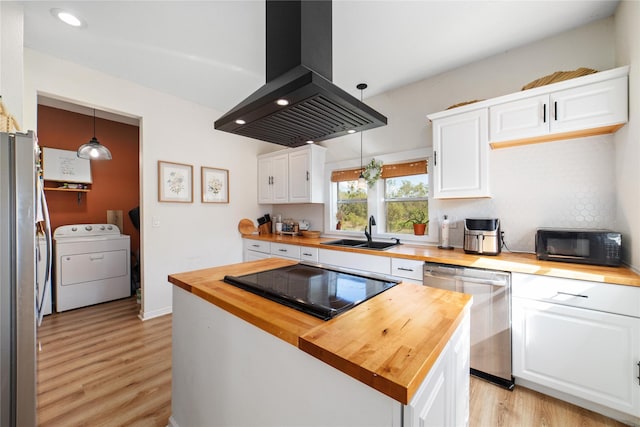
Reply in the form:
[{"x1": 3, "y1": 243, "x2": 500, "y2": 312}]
[
  {"x1": 245, "y1": 234, "x2": 640, "y2": 287},
  {"x1": 168, "y1": 258, "x2": 472, "y2": 404}
]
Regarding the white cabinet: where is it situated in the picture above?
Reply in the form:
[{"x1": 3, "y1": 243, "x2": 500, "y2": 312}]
[
  {"x1": 258, "y1": 152, "x2": 288, "y2": 204},
  {"x1": 512, "y1": 273, "x2": 640, "y2": 418},
  {"x1": 391, "y1": 258, "x2": 423, "y2": 285},
  {"x1": 288, "y1": 146, "x2": 326, "y2": 203},
  {"x1": 299, "y1": 247, "x2": 319, "y2": 263},
  {"x1": 258, "y1": 145, "x2": 326, "y2": 204},
  {"x1": 318, "y1": 249, "x2": 391, "y2": 275},
  {"x1": 430, "y1": 109, "x2": 489, "y2": 199},
  {"x1": 404, "y1": 309, "x2": 470, "y2": 427},
  {"x1": 270, "y1": 242, "x2": 301, "y2": 260},
  {"x1": 243, "y1": 240, "x2": 271, "y2": 262},
  {"x1": 489, "y1": 71, "x2": 628, "y2": 148}
]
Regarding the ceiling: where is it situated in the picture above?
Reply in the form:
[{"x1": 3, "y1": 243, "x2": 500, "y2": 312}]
[{"x1": 21, "y1": 0, "x2": 619, "y2": 120}]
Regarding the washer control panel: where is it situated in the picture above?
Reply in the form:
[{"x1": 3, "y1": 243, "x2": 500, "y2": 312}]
[{"x1": 54, "y1": 223, "x2": 121, "y2": 238}]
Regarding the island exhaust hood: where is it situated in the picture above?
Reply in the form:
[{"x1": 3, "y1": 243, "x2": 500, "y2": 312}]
[{"x1": 214, "y1": 0, "x2": 387, "y2": 147}]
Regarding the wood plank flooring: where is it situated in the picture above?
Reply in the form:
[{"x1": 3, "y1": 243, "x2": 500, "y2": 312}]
[
  {"x1": 36, "y1": 297, "x2": 629, "y2": 427},
  {"x1": 36, "y1": 297, "x2": 171, "y2": 427}
]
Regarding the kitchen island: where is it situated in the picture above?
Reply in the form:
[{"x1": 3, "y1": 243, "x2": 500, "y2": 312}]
[{"x1": 168, "y1": 258, "x2": 472, "y2": 427}]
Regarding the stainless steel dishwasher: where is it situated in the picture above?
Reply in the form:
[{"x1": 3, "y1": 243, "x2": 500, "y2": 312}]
[{"x1": 424, "y1": 262, "x2": 514, "y2": 389}]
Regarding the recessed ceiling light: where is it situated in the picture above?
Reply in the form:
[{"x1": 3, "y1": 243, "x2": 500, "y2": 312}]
[
  {"x1": 50, "y1": 8, "x2": 85, "y2": 28},
  {"x1": 306, "y1": 140, "x2": 314, "y2": 144},
  {"x1": 347, "y1": 130, "x2": 356, "y2": 134},
  {"x1": 276, "y1": 99, "x2": 289, "y2": 106},
  {"x1": 235, "y1": 119, "x2": 246, "y2": 125}
]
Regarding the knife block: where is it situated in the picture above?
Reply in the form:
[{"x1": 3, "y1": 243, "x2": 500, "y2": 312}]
[{"x1": 258, "y1": 221, "x2": 272, "y2": 235}]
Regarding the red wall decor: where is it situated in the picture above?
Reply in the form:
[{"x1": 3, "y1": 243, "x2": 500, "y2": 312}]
[{"x1": 37, "y1": 105, "x2": 140, "y2": 257}]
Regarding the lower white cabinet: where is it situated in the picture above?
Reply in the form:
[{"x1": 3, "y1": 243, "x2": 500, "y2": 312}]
[
  {"x1": 243, "y1": 240, "x2": 271, "y2": 262},
  {"x1": 318, "y1": 249, "x2": 391, "y2": 275},
  {"x1": 391, "y1": 258, "x2": 423, "y2": 285},
  {"x1": 270, "y1": 242, "x2": 301, "y2": 260},
  {"x1": 299, "y1": 247, "x2": 319, "y2": 263},
  {"x1": 512, "y1": 273, "x2": 640, "y2": 419},
  {"x1": 404, "y1": 308, "x2": 470, "y2": 427}
]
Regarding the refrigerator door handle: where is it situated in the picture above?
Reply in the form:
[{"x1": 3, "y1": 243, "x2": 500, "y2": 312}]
[{"x1": 36, "y1": 175, "x2": 52, "y2": 327}]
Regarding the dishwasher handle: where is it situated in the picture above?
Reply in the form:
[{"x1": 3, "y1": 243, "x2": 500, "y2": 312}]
[{"x1": 424, "y1": 271, "x2": 509, "y2": 287}]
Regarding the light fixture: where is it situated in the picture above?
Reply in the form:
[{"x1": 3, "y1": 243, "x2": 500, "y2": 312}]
[
  {"x1": 276, "y1": 99, "x2": 289, "y2": 106},
  {"x1": 357, "y1": 83, "x2": 367, "y2": 190},
  {"x1": 77, "y1": 109, "x2": 112, "y2": 160},
  {"x1": 347, "y1": 130, "x2": 356, "y2": 134},
  {"x1": 235, "y1": 119, "x2": 246, "y2": 125},
  {"x1": 50, "y1": 8, "x2": 86, "y2": 28}
]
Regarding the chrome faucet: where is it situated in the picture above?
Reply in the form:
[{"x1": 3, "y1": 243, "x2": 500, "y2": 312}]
[{"x1": 364, "y1": 215, "x2": 376, "y2": 243}]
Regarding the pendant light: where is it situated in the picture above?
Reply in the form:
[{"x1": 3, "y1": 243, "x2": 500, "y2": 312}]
[
  {"x1": 77, "y1": 109, "x2": 112, "y2": 160},
  {"x1": 357, "y1": 83, "x2": 367, "y2": 190}
]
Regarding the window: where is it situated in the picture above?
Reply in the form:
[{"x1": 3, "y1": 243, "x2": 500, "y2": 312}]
[
  {"x1": 330, "y1": 158, "x2": 428, "y2": 237},
  {"x1": 331, "y1": 170, "x2": 367, "y2": 232},
  {"x1": 384, "y1": 174, "x2": 428, "y2": 234}
]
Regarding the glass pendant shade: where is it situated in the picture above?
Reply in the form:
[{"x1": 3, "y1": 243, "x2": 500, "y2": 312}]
[
  {"x1": 77, "y1": 109, "x2": 112, "y2": 160},
  {"x1": 357, "y1": 172, "x2": 366, "y2": 190},
  {"x1": 77, "y1": 137, "x2": 112, "y2": 160}
]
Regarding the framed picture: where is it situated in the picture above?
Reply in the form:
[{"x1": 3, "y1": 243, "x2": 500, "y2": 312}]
[
  {"x1": 158, "y1": 161, "x2": 193, "y2": 203},
  {"x1": 201, "y1": 166, "x2": 229, "y2": 203}
]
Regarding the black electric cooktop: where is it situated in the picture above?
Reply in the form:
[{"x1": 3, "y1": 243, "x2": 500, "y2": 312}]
[{"x1": 223, "y1": 262, "x2": 399, "y2": 320}]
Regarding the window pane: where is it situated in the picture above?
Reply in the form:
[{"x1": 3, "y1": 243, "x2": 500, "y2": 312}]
[
  {"x1": 336, "y1": 181, "x2": 367, "y2": 232},
  {"x1": 384, "y1": 174, "x2": 428, "y2": 234}
]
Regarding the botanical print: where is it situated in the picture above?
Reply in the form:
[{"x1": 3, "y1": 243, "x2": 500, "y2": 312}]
[
  {"x1": 207, "y1": 176, "x2": 222, "y2": 195},
  {"x1": 202, "y1": 167, "x2": 229, "y2": 203},
  {"x1": 167, "y1": 169, "x2": 186, "y2": 196},
  {"x1": 158, "y1": 161, "x2": 192, "y2": 203}
]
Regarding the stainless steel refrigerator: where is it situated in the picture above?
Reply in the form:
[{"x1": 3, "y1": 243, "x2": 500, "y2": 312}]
[{"x1": 0, "y1": 130, "x2": 50, "y2": 427}]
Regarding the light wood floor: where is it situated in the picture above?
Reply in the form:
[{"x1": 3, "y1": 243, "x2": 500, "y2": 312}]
[{"x1": 37, "y1": 297, "x2": 629, "y2": 427}]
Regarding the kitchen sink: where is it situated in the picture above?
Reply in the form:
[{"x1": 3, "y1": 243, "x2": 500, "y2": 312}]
[{"x1": 321, "y1": 239, "x2": 400, "y2": 251}]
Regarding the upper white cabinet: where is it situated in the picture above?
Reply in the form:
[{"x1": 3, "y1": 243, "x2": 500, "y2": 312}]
[
  {"x1": 258, "y1": 152, "x2": 288, "y2": 204},
  {"x1": 490, "y1": 75, "x2": 628, "y2": 147},
  {"x1": 430, "y1": 109, "x2": 489, "y2": 199},
  {"x1": 258, "y1": 145, "x2": 326, "y2": 204}
]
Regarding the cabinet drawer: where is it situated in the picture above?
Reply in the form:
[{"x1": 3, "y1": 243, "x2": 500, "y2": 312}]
[
  {"x1": 318, "y1": 249, "x2": 391, "y2": 275},
  {"x1": 299, "y1": 247, "x2": 319, "y2": 263},
  {"x1": 512, "y1": 272, "x2": 640, "y2": 318},
  {"x1": 271, "y1": 243, "x2": 300, "y2": 260},
  {"x1": 244, "y1": 240, "x2": 271, "y2": 254},
  {"x1": 391, "y1": 258, "x2": 423, "y2": 282}
]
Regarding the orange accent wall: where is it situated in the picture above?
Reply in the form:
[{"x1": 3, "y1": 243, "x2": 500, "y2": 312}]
[{"x1": 37, "y1": 105, "x2": 140, "y2": 257}]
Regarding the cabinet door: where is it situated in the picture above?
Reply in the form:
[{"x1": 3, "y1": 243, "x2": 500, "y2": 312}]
[
  {"x1": 271, "y1": 153, "x2": 289, "y2": 203},
  {"x1": 288, "y1": 149, "x2": 311, "y2": 203},
  {"x1": 489, "y1": 94, "x2": 549, "y2": 142},
  {"x1": 551, "y1": 76, "x2": 628, "y2": 133},
  {"x1": 257, "y1": 156, "x2": 274, "y2": 204},
  {"x1": 432, "y1": 109, "x2": 489, "y2": 199},
  {"x1": 513, "y1": 297, "x2": 640, "y2": 416}
]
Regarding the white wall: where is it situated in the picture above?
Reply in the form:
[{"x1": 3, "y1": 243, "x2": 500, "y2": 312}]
[
  {"x1": 614, "y1": 0, "x2": 640, "y2": 270},
  {"x1": 319, "y1": 17, "x2": 621, "y2": 255},
  {"x1": 23, "y1": 49, "x2": 273, "y2": 319},
  {"x1": 0, "y1": 2, "x2": 24, "y2": 127}
]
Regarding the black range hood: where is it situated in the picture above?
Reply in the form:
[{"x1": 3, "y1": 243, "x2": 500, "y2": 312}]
[{"x1": 214, "y1": 0, "x2": 387, "y2": 148}]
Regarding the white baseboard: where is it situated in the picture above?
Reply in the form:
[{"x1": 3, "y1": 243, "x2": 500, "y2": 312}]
[{"x1": 138, "y1": 305, "x2": 172, "y2": 321}]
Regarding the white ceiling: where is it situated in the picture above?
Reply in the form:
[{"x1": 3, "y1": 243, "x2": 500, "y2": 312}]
[{"x1": 21, "y1": 0, "x2": 619, "y2": 119}]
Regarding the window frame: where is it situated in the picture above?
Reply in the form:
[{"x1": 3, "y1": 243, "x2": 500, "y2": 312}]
[{"x1": 325, "y1": 149, "x2": 435, "y2": 244}]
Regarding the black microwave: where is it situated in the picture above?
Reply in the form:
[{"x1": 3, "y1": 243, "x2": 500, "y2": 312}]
[{"x1": 535, "y1": 228, "x2": 622, "y2": 267}]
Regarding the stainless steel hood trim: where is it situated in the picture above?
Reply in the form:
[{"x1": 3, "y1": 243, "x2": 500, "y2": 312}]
[{"x1": 214, "y1": 0, "x2": 387, "y2": 147}]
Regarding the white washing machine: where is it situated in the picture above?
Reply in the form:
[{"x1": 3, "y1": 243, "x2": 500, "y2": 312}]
[{"x1": 54, "y1": 224, "x2": 131, "y2": 312}]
